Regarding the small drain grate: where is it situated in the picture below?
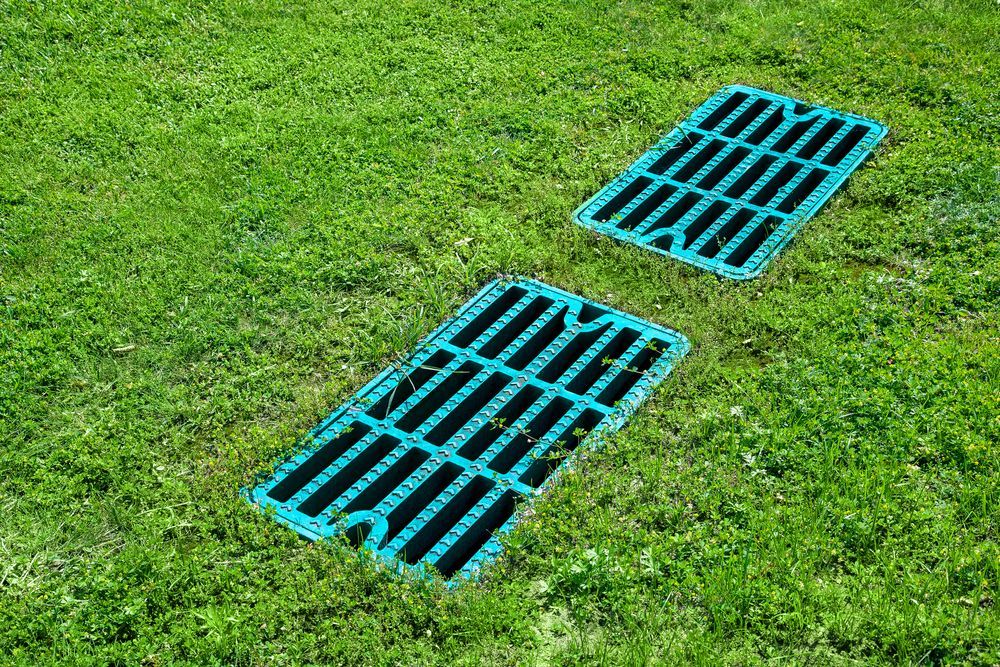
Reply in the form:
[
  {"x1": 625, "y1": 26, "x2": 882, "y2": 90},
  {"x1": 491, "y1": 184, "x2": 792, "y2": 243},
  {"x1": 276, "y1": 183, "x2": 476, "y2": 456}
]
[
  {"x1": 248, "y1": 279, "x2": 689, "y2": 578},
  {"x1": 573, "y1": 85, "x2": 887, "y2": 279}
]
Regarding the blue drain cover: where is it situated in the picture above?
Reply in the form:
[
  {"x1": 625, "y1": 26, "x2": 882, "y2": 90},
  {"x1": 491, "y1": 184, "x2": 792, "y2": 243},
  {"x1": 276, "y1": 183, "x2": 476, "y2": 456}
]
[
  {"x1": 248, "y1": 279, "x2": 689, "y2": 578},
  {"x1": 574, "y1": 85, "x2": 888, "y2": 279}
]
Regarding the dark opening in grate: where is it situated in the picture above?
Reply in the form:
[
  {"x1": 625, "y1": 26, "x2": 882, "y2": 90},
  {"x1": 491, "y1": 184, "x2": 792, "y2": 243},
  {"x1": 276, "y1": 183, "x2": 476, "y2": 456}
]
[
  {"x1": 247, "y1": 279, "x2": 689, "y2": 579},
  {"x1": 573, "y1": 85, "x2": 887, "y2": 279}
]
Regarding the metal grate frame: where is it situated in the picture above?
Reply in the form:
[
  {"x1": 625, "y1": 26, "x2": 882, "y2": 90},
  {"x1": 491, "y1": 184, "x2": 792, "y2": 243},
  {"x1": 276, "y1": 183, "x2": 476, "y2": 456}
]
[
  {"x1": 573, "y1": 85, "x2": 888, "y2": 279},
  {"x1": 247, "y1": 279, "x2": 689, "y2": 579}
]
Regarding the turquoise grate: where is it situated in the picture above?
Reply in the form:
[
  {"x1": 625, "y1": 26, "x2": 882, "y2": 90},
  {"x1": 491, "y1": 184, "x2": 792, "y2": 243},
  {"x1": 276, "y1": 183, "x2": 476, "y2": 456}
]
[
  {"x1": 573, "y1": 85, "x2": 888, "y2": 279},
  {"x1": 248, "y1": 278, "x2": 689, "y2": 578}
]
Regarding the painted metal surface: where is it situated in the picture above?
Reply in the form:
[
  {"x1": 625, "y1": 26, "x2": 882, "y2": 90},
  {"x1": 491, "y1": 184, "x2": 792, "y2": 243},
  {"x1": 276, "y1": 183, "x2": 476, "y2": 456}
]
[
  {"x1": 248, "y1": 278, "x2": 689, "y2": 578},
  {"x1": 574, "y1": 85, "x2": 888, "y2": 279}
]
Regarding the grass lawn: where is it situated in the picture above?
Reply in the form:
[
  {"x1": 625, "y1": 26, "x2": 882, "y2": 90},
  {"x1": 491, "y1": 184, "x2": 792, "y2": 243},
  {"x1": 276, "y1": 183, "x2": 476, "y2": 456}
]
[{"x1": 2, "y1": 0, "x2": 998, "y2": 663}]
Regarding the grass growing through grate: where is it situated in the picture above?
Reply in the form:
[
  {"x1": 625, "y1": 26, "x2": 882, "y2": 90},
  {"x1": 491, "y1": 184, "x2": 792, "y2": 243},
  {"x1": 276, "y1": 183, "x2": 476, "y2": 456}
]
[{"x1": 1, "y1": 0, "x2": 998, "y2": 664}]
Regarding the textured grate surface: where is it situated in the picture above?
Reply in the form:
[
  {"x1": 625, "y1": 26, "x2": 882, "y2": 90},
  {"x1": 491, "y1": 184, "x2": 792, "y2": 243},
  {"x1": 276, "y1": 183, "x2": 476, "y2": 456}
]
[
  {"x1": 573, "y1": 85, "x2": 888, "y2": 279},
  {"x1": 248, "y1": 279, "x2": 689, "y2": 578}
]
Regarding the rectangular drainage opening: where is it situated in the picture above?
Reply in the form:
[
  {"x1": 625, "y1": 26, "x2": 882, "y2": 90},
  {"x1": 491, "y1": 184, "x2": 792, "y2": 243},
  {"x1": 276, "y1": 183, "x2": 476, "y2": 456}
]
[
  {"x1": 459, "y1": 384, "x2": 543, "y2": 461},
  {"x1": 396, "y1": 361, "x2": 482, "y2": 432},
  {"x1": 297, "y1": 434, "x2": 400, "y2": 518},
  {"x1": 593, "y1": 176, "x2": 652, "y2": 222},
  {"x1": 267, "y1": 422, "x2": 373, "y2": 503},
  {"x1": 479, "y1": 296, "x2": 554, "y2": 359},
  {"x1": 488, "y1": 396, "x2": 574, "y2": 474},
  {"x1": 433, "y1": 490, "x2": 522, "y2": 578},
  {"x1": 397, "y1": 475, "x2": 496, "y2": 566},
  {"x1": 341, "y1": 448, "x2": 431, "y2": 515},
  {"x1": 383, "y1": 462, "x2": 464, "y2": 547},
  {"x1": 573, "y1": 85, "x2": 887, "y2": 278},
  {"x1": 649, "y1": 132, "x2": 704, "y2": 175},
  {"x1": 249, "y1": 279, "x2": 689, "y2": 578},
  {"x1": 366, "y1": 350, "x2": 455, "y2": 420},
  {"x1": 518, "y1": 408, "x2": 605, "y2": 488}
]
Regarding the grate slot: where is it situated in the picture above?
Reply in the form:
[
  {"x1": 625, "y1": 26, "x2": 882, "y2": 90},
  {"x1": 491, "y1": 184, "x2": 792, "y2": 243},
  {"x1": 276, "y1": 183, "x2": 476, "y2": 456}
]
[
  {"x1": 505, "y1": 306, "x2": 568, "y2": 371},
  {"x1": 648, "y1": 132, "x2": 704, "y2": 175},
  {"x1": 698, "y1": 91, "x2": 749, "y2": 131},
  {"x1": 538, "y1": 322, "x2": 613, "y2": 383},
  {"x1": 433, "y1": 490, "x2": 522, "y2": 577},
  {"x1": 249, "y1": 279, "x2": 690, "y2": 578},
  {"x1": 519, "y1": 408, "x2": 605, "y2": 488},
  {"x1": 776, "y1": 168, "x2": 830, "y2": 214},
  {"x1": 451, "y1": 286, "x2": 527, "y2": 348},
  {"x1": 384, "y1": 462, "x2": 463, "y2": 545},
  {"x1": 697, "y1": 147, "x2": 751, "y2": 191},
  {"x1": 479, "y1": 296, "x2": 553, "y2": 359},
  {"x1": 749, "y1": 162, "x2": 803, "y2": 207},
  {"x1": 344, "y1": 521, "x2": 374, "y2": 548},
  {"x1": 593, "y1": 176, "x2": 652, "y2": 222},
  {"x1": 458, "y1": 385, "x2": 543, "y2": 461},
  {"x1": 697, "y1": 209, "x2": 757, "y2": 259},
  {"x1": 771, "y1": 116, "x2": 820, "y2": 152},
  {"x1": 644, "y1": 192, "x2": 702, "y2": 236},
  {"x1": 597, "y1": 339, "x2": 669, "y2": 407},
  {"x1": 366, "y1": 350, "x2": 455, "y2": 420},
  {"x1": 673, "y1": 139, "x2": 726, "y2": 182},
  {"x1": 681, "y1": 201, "x2": 731, "y2": 250},
  {"x1": 616, "y1": 183, "x2": 677, "y2": 231},
  {"x1": 724, "y1": 216, "x2": 781, "y2": 268},
  {"x1": 267, "y1": 422, "x2": 372, "y2": 503},
  {"x1": 745, "y1": 108, "x2": 785, "y2": 145},
  {"x1": 797, "y1": 118, "x2": 845, "y2": 160},
  {"x1": 342, "y1": 448, "x2": 431, "y2": 514},
  {"x1": 297, "y1": 435, "x2": 399, "y2": 517},
  {"x1": 488, "y1": 397, "x2": 573, "y2": 474},
  {"x1": 397, "y1": 476, "x2": 495, "y2": 565},
  {"x1": 425, "y1": 372, "x2": 511, "y2": 446},
  {"x1": 720, "y1": 99, "x2": 771, "y2": 138},
  {"x1": 821, "y1": 125, "x2": 870, "y2": 166},
  {"x1": 724, "y1": 155, "x2": 777, "y2": 199},
  {"x1": 793, "y1": 102, "x2": 816, "y2": 116},
  {"x1": 566, "y1": 329, "x2": 642, "y2": 395},
  {"x1": 396, "y1": 362, "x2": 482, "y2": 432},
  {"x1": 576, "y1": 302, "x2": 606, "y2": 324}
]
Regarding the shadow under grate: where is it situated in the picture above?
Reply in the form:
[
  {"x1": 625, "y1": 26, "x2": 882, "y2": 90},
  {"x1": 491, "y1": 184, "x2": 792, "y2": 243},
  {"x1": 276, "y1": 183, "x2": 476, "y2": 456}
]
[
  {"x1": 247, "y1": 279, "x2": 689, "y2": 579},
  {"x1": 573, "y1": 85, "x2": 888, "y2": 279}
]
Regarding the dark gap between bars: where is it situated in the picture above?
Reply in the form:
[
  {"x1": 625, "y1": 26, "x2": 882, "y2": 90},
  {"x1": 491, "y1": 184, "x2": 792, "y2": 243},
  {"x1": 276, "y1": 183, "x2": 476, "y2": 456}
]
[
  {"x1": 479, "y1": 296, "x2": 554, "y2": 359},
  {"x1": 451, "y1": 286, "x2": 527, "y2": 348},
  {"x1": 597, "y1": 339, "x2": 670, "y2": 407},
  {"x1": 488, "y1": 397, "x2": 573, "y2": 474},
  {"x1": 396, "y1": 361, "x2": 482, "y2": 432},
  {"x1": 366, "y1": 349, "x2": 455, "y2": 420},
  {"x1": 397, "y1": 475, "x2": 496, "y2": 565},
  {"x1": 457, "y1": 385, "x2": 543, "y2": 461},
  {"x1": 383, "y1": 462, "x2": 463, "y2": 545},
  {"x1": 433, "y1": 490, "x2": 523, "y2": 577},
  {"x1": 297, "y1": 434, "x2": 400, "y2": 517},
  {"x1": 424, "y1": 372, "x2": 511, "y2": 446},
  {"x1": 518, "y1": 408, "x2": 606, "y2": 488},
  {"x1": 341, "y1": 448, "x2": 431, "y2": 515},
  {"x1": 724, "y1": 216, "x2": 781, "y2": 268},
  {"x1": 267, "y1": 421, "x2": 372, "y2": 503}
]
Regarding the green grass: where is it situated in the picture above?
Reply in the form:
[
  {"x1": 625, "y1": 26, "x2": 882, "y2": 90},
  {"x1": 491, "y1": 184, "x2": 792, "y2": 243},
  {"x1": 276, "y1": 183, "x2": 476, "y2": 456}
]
[{"x1": 2, "y1": 0, "x2": 998, "y2": 663}]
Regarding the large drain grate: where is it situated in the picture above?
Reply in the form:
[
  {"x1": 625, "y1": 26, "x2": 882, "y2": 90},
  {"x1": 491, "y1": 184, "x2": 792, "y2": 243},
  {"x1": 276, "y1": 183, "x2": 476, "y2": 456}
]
[
  {"x1": 248, "y1": 279, "x2": 689, "y2": 578},
  {"x1": 573, "y1": 85, "x2": 887, "y2": 279}
]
